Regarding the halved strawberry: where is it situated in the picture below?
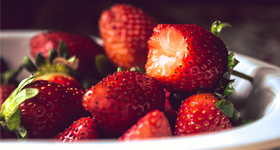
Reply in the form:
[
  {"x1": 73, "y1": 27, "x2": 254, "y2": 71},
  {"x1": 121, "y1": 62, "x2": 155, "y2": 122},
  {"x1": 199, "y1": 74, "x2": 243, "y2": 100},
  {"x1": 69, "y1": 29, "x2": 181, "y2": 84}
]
[
  {"x1": 145, "y1": 23, "x2": 229, "y2": 94},
  {"x1": 53, "y1": 116, "x2": 99, "y2": 142},
  {"x1": 119, "y1": 109, "x2": 172, "y2": 140},
  {"x1": 82, "y1": 68, "x2": 165, "y2": 138}
]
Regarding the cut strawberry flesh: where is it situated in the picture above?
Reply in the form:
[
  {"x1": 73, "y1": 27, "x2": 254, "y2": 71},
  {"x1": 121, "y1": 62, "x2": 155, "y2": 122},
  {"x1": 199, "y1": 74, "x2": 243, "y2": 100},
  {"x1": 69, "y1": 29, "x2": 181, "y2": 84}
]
[{"x1": 146, "y1": 28, "x2": 186, "y2": 77}]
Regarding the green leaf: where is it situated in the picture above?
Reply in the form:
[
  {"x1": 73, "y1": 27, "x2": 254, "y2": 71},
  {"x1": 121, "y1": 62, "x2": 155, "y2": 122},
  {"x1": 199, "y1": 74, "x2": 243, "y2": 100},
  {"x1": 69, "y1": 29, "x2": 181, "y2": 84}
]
[
  {"x1": 224, "y1": 80, "x2": 235, "y2": 98},
  {"x1": 6, "y1": 109, "x2": 21, "y2": 131},
  {"x1": 214, "y1": 92, "x2": 223, "y2": 99},
  {"x1": 58, "y1": 41, "x2": 69, "y2": 59},
  {"x1": 232, "y1": 118, "x2": 253, "y2": 126},
  {"x1": 15, "y1": 125, "x2": 28, "y2": 140},
  {"x1": 4, "y1": 88, "x2": 38, "y2": 128},
  {"x1": 48, "y1": 48, "x2": 58, "y2": 64},
  {"x1": 130, "y1": 67, "x2": 140, "y2": 72},
  {"x1": 215, "y1": 100, "x2": 234, "y2": 118},
  {"x1": 117, "y1": 67, "x2": 126, "y2": 72},
  {"x1": 231, "y1": 109, "x2": 240, "y2": 122},
  {"x1": 227, "y1": 52, "x2": 239, "y2": 75},
  {"x1": 0, "y1": 75, "x2": 38, "y2": 133},
  {"x1": 95, "y1": 54, "x2": 115, "y2": 77},
  {"x1": 22, "y1": 56, "x2": 38, "y2": 73},
  {"x1": 8, "y1": 75, "x2": 35, "y2": 99},
  {"x1": 130, "y1": 66, "x2": 145, "y2": 73},
  {"x1": 35, "y1": 53, "x2": 49, "y2": 68}
]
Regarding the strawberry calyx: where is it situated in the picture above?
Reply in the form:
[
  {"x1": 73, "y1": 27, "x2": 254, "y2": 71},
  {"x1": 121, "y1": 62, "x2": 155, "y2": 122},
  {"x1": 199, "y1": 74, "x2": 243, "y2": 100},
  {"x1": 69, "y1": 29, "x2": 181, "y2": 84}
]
[
  {"x1": 22, "y1": 41, "x2": 79, "y2": 77},
  {"x1": 215, "y1": 99, "x2": 253, "y2": 126},
  {"x1": 0, "y1": 75, "x2": 38, "y2": 139},
  {"x1": 211, "y1": 20, "x2": 254, "y2": 83},
  {"x1": 213, "y1": 53, "x2": 253, "y2": 126},
  {"x1": 116, "y1": 66, "x2": 144, "y2": 73}
]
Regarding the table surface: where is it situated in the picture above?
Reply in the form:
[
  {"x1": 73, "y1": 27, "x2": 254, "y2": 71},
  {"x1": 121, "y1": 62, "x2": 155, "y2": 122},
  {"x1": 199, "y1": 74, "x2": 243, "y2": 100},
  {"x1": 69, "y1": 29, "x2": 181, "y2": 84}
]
[{"x1": 1, "y1": 0, "x2": 280, "y2": 67}]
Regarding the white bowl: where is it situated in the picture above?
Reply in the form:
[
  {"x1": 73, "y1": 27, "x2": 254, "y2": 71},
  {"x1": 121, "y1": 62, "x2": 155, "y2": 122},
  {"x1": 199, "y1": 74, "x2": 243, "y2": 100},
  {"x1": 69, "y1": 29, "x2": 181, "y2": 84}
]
[{"x1": 1, "y1": 30, "x2": 280, "y2": 150}]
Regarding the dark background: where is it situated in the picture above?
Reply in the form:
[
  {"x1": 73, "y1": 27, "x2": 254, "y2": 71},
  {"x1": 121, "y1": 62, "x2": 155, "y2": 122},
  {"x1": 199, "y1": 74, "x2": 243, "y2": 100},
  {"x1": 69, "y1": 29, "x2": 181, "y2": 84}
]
[{"x1": 2, "y1": 0, "x2": 280, "y2": 66}]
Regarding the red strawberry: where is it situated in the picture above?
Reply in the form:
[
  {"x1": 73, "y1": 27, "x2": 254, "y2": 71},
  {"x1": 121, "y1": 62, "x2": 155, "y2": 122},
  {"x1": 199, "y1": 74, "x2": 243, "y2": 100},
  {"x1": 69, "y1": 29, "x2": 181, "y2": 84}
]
[
  {"x1": 99, "y1": 4, "x2": 158, "y2": 70},
  {"x1": 0, "y1": 84, "x2": 16, "y2": 109},
  {"x1": 119, "y1": 109, "x2": 172, "y2": 140},
  {"x1": 82, "y1": 69, "x2": 165, "y2": 138},
  {"x1": 34, "y1": 72, "x2": 82, "y2": 89},
  {"x1": 30, "y1": 31, "x2": 105, "y2": 77},
  {"x1": 163, "y1": 89, "x2": 177, "y2": 133},
  {"x1": 53, "y1": 116, "x2": 99, "y2": 142},
  {"x1": 0, "y1": 76, "x2": 90, "y2": 139},
  {"x1": 23, "y1": 44, "x2": 83, "y2": 89},
  {"x1": 0, "y1": 123, "x2": 17, "y2": 139},
  {"x1": 145, "y1": 24, "x2": 229, "y2": 93},
  {"x1": 174, "y1": 93, "x2": 233, "y2": 136}
]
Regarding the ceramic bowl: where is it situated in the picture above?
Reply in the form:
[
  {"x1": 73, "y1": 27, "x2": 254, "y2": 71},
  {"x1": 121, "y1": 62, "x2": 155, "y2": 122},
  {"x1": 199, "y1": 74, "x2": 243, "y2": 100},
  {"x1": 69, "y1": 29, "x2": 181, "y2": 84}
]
[{"x1": 1, "y1": 30, "x2": 280, "y2": 150}]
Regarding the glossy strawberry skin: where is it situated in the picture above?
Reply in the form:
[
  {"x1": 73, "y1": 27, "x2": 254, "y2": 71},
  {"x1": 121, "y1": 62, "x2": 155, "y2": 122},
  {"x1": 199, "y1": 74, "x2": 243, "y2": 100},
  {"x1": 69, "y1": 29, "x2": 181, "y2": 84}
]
[
  {"x1": 82, "y1": 70, "x2": 165, "y2": 138},
  {"x1": 53, "y1": 117, "x2": 99, "y2": 142},
  {"x1": 18, "y1": 80, "x2": 90, "y2": 138},
  {"x1": 34, "y1": 73, "x2": 83, "y2": 89},
  {"x1": 163, "y1": 89, "x2": 177, "y2": 133},
  {"x1": 0, "y1": 84, "x2": 16, "y2": 110},
  {"x1": 145, "y1": 24, "x2": 229, "y2": 93},
  {"x1": 174, "y1": 93, "x2": 233, "y2": 136},
  {"x1": 99, "y1": 4, "x2": 158, "y2": 70},
  {"x1": 30, "y1": 31, "x2": 104, "y2": 76},
  {"x1": 119, "y1": 109, "x2": 172, "y2": 140}
]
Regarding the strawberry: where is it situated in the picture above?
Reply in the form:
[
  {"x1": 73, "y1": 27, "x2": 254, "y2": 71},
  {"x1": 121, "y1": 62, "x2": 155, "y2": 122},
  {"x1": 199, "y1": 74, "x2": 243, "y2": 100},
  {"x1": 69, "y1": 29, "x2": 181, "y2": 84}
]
[
  {"x1": 174, "y1": 93, "x2": 233, "y2": 136},
  {"x1": 82, "y1": 69, "x2": 165, "y2": 138},
  {"x1": 53, "y1": 116, "x2": 99, "y2": 142},
  {"x1": 119, "y1": 109, "x2": 172, "y2": 140},
  {"x1": 0, "y1": 84, "x2": 16, "y2": 109},
  {"x1": 163, "y1": 89, "x2": 177, "y2": 133},
  {"x1": 23, "y1": 42, "x2": 83, "y2": 89},
  {"x1": 30, "y1": 30, "x2": 106, "y2": 79},
  {"x1": 99, "y1": 4, "x2": 158, "y2": 70},
  {"x1": 0, "y1": 76, "x2": 90, "y2": 139},
  {"x1": 145, "y1": 23, "x2": 229, "y2": 93}
]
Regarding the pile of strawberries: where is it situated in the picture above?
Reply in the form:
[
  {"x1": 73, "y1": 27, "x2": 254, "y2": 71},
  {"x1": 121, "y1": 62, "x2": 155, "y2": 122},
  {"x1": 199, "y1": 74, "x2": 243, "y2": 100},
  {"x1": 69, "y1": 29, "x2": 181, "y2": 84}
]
[{"x1": 0, "y1": 3, "x2": 252, "y2": 142}]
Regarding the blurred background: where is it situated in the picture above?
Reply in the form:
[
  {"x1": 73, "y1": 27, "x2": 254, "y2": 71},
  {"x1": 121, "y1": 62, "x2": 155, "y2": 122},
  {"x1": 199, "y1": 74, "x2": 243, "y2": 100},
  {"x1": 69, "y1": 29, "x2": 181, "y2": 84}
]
[{"x1": 1, "y1": 0, "x2": 280, "y2": 66}]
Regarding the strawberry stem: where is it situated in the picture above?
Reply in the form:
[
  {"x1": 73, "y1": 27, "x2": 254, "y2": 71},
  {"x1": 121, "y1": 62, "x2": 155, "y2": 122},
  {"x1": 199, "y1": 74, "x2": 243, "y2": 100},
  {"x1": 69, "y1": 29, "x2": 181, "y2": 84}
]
[
  {"x1": 211, "y1": 21, "x2": 254, "y2": 83},
  {"x1": 232, "y1": 70, "x2": 253, "y2": 82},
  {"x1": 211, "y1": 20, "x2": 231, "y2": 39}
]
